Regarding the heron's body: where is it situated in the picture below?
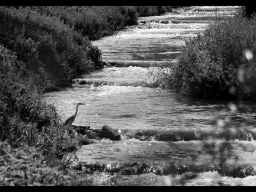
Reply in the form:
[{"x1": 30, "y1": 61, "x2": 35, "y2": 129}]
[
  {"x1": 64, "y1": 103, "x2": 85, "y2": 125},
  {"x1": 64, "y1": 115, "x2": 76, "y2": 126}
]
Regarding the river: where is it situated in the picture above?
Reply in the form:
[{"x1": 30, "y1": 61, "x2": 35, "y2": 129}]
[
  {"x1": 43, "y1": 6, "x2": 255, "y2": 135},
  {"x1": 41, "y1": 6, "x2": 256, "y2": 180}
]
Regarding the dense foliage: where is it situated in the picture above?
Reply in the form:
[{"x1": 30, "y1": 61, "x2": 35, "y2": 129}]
[
  {"x1": 0, "y1": 141, "x2": 94, "y2": 186},
  {"x1": 0, "y1": 6, "x2": 105, "y2": 91},
  {"x1": 163, "y1": 12, "x2": 256, "y2": 100}
]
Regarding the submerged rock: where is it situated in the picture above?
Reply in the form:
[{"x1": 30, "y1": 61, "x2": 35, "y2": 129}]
[
  {"x1": 99, "y1": 125, "x2": 121, "y2": 141},
  {"x1": 73, "y1": 125, "x2": 121, "y2": 141}
]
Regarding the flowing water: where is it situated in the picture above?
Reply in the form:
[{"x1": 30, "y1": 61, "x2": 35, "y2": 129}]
[
  {"x1": 43, "y1": 6, "x2": 255, "y2": 133},
  {"x1": 42, "y1": 6, "x2": 256, "y2": 176}
]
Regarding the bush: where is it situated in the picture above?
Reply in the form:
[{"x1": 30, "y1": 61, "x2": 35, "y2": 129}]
[
  {"x1": 0, "y1": 141, "x2": 93, "y2": 186},
  {"x1": 163, "y1": 13, "x2": 256, "y2": 100},
  {"x1": 0, "y1": 6, "x2": 103, "y2": 90}
]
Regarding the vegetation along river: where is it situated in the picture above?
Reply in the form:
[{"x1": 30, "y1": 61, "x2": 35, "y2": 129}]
[{"x1": 42, "y1": 6, "x2": 256, "y2": 182}]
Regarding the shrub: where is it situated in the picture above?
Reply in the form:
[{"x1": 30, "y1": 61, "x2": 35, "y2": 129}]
[
  {"x1": 0, "y1": 141, "x2": 93, "y2": 186},
  {"x1": 0, "y1": 6, "x2": 103, "y2": 90},
  {"x1": 163, "y1": 13, "x2": 256, "y2": 100}
]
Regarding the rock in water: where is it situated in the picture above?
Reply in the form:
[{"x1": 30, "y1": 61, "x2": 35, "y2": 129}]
[
  {"x1": 75, "y1": 126, "x2": 91, "y2": 135},
  {"x1": 99, "y1": 125, "x2": 121, "y2": 141}
]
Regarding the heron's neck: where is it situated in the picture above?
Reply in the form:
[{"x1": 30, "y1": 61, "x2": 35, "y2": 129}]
[{"x1": 74, "y1": 105, "x2": 80, "y2": 118}]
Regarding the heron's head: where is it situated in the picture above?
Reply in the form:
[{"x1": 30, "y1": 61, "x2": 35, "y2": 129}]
[{"x1": 77, "y1": 102, "x2": 86, "y2": 106}]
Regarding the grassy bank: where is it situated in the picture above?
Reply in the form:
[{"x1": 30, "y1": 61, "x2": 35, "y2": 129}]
[
  {"x1": 159, "y1": 7, "x2": 256, "y2": 101},
  {"x1": 0, "y1": 6, "x2": 104, "y2": 92}
]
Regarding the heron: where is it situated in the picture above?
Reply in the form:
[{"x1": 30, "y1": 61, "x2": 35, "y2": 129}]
[{"x1": 64, "y1": 102, "x2": 86, "y2": 126}]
